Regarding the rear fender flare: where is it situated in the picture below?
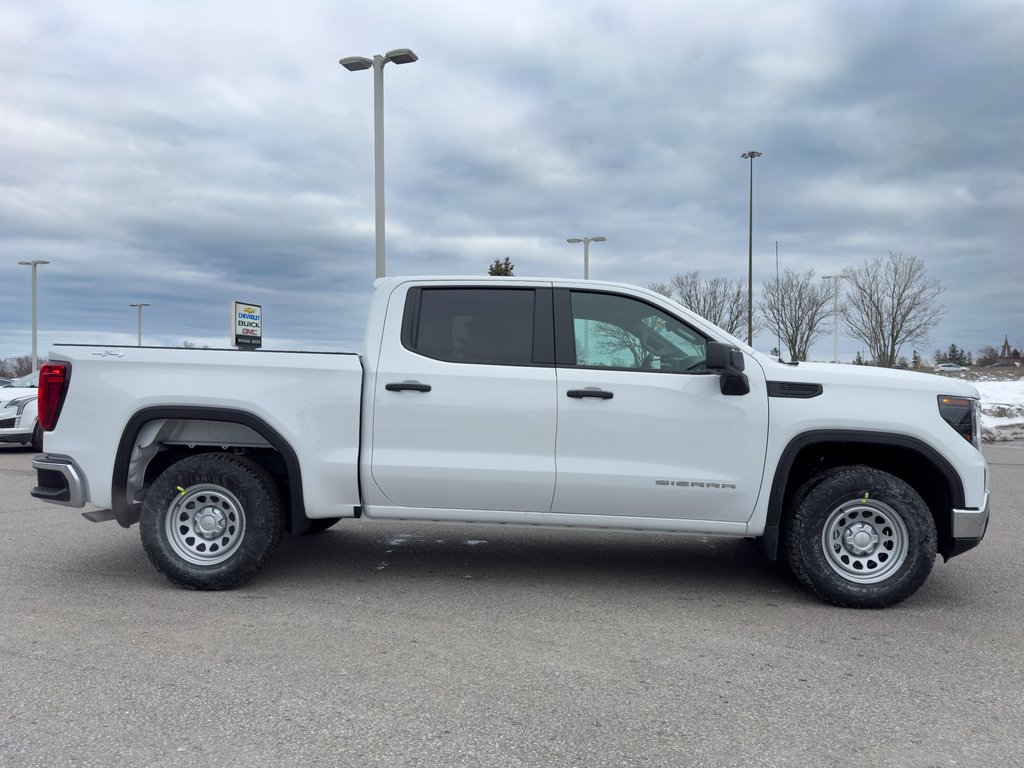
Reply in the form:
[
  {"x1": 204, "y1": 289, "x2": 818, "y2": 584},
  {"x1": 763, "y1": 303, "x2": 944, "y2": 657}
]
[{"x1": 112, "y1": 406, "x2": 307, "y2": 532}]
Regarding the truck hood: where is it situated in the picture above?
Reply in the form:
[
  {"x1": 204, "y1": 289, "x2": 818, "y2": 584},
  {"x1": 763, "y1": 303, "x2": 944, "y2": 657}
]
[{"x1": 753, "y1": 355, "x2": 981, "y2": 399}]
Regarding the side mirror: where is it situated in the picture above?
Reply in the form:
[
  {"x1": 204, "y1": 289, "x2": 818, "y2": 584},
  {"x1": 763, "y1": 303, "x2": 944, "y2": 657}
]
[{"x1": 706, "y1": 341, "x2": 750, "y2": 396}]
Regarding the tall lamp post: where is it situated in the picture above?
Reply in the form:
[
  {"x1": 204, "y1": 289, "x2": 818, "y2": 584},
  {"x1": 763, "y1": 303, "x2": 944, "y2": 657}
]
[
  {"x1": 340, "y1": 48, "x2": 418, "y2": 280},
  {"x1": 821, "y1": 275, "x2": 843, "y2": 363},
  {"x1": 741, "y1": 150, "x2": 762, "y2": 346},
  {"x1": 18, "y1": 259, "x2": 49, "y2": 372},
  {"x1": 129, "y1": 303, "x2": 151, "y2": 347},
  {"x1": 565, "y1": 236, "x2": 606, "y2": 280}
]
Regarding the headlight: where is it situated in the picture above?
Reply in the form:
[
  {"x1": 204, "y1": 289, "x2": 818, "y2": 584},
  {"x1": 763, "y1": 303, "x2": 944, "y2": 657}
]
[
  {"x1": 938, "y1": 395, "x2": 981, "y2": 450},
  {"x1": 3, "y1": 396, "x2": 36, "y2": 414}
]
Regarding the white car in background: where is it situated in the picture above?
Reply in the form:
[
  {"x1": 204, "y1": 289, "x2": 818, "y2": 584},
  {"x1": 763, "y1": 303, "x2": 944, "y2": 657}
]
[
  {"x1": 0, "y1": 371, "x2": 42, "y2": 451},
  {"x1": 934, "y1": 363, "x2": 969, "y2": 372}
]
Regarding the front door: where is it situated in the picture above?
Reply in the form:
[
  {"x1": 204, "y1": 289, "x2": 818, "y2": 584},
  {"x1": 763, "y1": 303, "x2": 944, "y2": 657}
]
[{"x1": 551, "y1": 288, "x2": 769, "y2": 523}]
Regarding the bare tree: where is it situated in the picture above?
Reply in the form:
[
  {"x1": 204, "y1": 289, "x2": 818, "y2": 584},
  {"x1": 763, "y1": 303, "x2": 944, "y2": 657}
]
[
  {"x1": 0, "y1": 356, "x2": 34, "y2": 377},
  {"x1": 975, "y1": 346, "x2": 1000, "y2": 367},
  {"x1": 842, "y1": 251, "x2": 945, "y2": 368},
  {"x1": 649, "y1": 271, "x2": 746, "y2": 337},
  {"x1": 759, "y1": 268, "x2": 835, "y2": 361}
]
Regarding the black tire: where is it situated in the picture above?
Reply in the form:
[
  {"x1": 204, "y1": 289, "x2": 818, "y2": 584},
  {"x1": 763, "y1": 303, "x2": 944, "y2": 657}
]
[
  {"x1": 31, "y1": 423, "x2": 43, "y2": 452},
  {"x1": 140, "y1": 453, "x2": 284, "y2": 590},
  {"x1": 784, "y1": 467, "x2": 936, "y2": 608},
  {"x1": 302, "y1": 517, "x2": 342, "y2": 535}
]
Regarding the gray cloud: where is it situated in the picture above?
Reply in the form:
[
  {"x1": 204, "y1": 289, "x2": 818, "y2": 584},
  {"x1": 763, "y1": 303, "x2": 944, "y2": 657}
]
[{"x1": 2, "y1": 0, "x2": 1021, "y2": 364}]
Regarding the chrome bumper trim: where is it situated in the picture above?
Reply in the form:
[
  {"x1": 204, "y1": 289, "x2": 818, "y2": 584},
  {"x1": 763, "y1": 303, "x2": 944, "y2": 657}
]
[
  {"x1": 31, "y1": 455, "x2": 87, "y2": 508},
  {"x1": 952, "y1": 490, "x2": 990, "y2": 540}
]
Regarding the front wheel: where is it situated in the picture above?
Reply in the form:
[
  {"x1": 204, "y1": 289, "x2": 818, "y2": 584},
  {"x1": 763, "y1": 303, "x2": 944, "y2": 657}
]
[
  {"x1": 140, "y1": 453, "x2": 284, "y2": 590},
  {"x1": 784, "y1": 467, "x2": 936, "y2": 608}
]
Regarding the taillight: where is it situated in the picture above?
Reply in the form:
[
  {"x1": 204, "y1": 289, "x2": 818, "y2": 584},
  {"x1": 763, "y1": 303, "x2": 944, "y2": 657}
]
[{"x1": 38, "y1": 363, "x2": 70, "y2": 431}]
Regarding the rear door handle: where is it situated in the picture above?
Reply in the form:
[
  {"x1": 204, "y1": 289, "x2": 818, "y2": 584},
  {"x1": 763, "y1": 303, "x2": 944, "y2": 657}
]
[
  {"x1": 566, "y1": 388, "x2": 613, "y2": 400},
  {"x1": 385, "y1": 381, "x2": 432, "y2": 393}
]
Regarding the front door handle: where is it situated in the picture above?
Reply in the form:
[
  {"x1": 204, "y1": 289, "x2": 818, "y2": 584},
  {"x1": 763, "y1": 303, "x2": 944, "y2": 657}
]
[
  {"x1": 385, "y1": 381, "x2": 432, "y2": 393},
  {"x1": 567, "y1": 388, "x2": 613, "y2": 400}
]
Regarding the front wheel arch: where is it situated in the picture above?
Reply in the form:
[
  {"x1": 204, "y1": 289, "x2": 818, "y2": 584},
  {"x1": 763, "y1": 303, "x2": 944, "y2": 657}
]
[{"x1": 763, "y1": 431, "x2": 962, "y2": 561}]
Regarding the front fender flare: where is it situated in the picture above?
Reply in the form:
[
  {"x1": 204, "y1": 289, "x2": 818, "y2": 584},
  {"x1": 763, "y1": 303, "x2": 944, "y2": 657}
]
[{"x1": 761, "y1": 430, "x2": 964, "y2": 560}]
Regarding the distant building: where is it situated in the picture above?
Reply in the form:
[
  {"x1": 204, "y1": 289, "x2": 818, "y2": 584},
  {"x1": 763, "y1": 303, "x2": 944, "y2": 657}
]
[{"x1": 996, "y1": 335, "x2": 1020, "y2": 367}]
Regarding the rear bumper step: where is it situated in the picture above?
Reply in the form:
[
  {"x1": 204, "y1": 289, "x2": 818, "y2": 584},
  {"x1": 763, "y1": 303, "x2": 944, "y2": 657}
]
[{"x1": 31, "y1": 455, "x2": 87, "y2": 508}]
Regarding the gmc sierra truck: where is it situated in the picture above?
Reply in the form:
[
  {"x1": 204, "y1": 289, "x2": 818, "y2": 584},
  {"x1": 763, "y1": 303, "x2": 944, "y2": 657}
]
[{"x1": 31, "y1": 276, "x2": 990, "y2": 607}]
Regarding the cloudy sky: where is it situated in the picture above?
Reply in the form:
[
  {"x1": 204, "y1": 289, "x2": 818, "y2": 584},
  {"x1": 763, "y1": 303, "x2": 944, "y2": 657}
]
[{"x1": 1, "y1": 0, "x2": 1021, "y2": 364}]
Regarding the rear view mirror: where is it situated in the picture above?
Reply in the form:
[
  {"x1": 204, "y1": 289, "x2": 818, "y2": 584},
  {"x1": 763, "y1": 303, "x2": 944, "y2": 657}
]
[
  {"x1": 706, "y1": 342, "x2": 745, "y2": 372},
  {"x1": 706, "y1": 342, "x2": 749, "y2": 396}
]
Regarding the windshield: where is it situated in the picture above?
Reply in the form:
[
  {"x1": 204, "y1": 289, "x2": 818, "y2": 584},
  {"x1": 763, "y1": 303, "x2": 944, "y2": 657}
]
[{"x1": 8, "y1": 371, "x2": 40, "y2": 388}]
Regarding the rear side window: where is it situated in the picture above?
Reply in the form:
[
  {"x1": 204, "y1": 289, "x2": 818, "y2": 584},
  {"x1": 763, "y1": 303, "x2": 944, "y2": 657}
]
[{"x1": 406, "y1": 288, "x2": 536, "y2": 365}]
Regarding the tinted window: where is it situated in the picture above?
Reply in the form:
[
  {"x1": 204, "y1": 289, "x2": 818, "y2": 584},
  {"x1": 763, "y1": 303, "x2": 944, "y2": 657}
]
[
  {"x1": 412, "y1": 288, "x2": 535, "y2": 365},
  {"x1": 570, "y1": 291, "x2": 707, "y2": 372}
]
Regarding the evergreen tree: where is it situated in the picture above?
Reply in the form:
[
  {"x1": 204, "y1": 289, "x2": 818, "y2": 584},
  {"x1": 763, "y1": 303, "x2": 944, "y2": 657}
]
[
  {"x1": 854, "y1": 351, "x2": 865, "y2": 365},
  {"x1": 946, "y1": 343, "x2": 968, "y2": 366},
  {"x1": 911, "y1": 350, "x2": 922, "y2": 369},
  {"x1": 488, "y1": 257, "x2": 515, "y2": 276}
]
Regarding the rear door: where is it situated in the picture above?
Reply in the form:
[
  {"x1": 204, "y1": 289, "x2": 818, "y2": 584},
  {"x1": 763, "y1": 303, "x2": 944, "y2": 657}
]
[{"x1": 369, "y1": 284, "x2": 558, "y2": 512}]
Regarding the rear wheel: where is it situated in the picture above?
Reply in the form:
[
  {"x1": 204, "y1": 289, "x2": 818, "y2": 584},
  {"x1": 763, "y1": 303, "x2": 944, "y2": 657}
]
[
  {"x1": 784, "y1": 467, "x2": 936, "y2": 608},
  {"x1": 31, "y1": 423, "x2": 43, "y2": 452},
  {"x1": 140, "y1": 453, "x2": 284, "y2": 590}
]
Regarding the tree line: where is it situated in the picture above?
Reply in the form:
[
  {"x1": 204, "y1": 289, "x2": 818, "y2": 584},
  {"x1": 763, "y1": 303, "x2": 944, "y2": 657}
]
[
  {"x1": 651, "y1": 251, "x2": 961, "y2": 367},
  {"x1": 485, "y1": 250, "x2": 1017, "y2": 367},
  {"x1": 0, "y1": 356, "x2": 35, "y2": 378}
]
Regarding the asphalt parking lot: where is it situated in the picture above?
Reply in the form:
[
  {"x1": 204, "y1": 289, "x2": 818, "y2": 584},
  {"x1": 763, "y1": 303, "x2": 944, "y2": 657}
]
[{"x1": 2, "y1": 442, "x2": 1022, "y2": 768}]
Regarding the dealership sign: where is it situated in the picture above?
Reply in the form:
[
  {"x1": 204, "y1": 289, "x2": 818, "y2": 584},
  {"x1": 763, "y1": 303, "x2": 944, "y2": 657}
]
[{"x1": 233, "y1": 301, "x2": 262, "y2": 349}]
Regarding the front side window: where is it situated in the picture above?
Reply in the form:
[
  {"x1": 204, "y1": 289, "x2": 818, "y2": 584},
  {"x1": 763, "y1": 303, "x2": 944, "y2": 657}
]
[
  {"x1": 570, "y1": 291, "x2": 707, "y2": 371},
  {"x1": 409, "y1": 288, "x2": 535, "y2": 365}
]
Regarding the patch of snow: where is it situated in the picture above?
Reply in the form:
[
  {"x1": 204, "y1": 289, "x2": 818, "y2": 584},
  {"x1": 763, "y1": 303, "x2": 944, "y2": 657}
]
[{"x1": 974, "y1": 379, "x2": 1024, "y2": 442}]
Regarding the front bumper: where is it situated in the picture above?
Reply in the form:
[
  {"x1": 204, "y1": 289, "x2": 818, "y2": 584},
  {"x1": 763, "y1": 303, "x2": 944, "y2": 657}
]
[
  {"x1": 946, "y1": 490, "x2": 990, "y2": 560},
  {"x1": 0, "y1": 409, "x2": 34, "y2": 444}
]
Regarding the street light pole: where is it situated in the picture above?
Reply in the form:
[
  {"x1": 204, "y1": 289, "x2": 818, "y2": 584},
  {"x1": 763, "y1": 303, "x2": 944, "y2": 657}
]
[
  {"x1": 821, "y1": 275, "x2": 842, "y2": 363},
  {"x1": 565, "y1": 236, "x2": 606, "y2": 280},
  {"x1": 17, "y1": 259, "x2": 50, "y2": 372},
  {"x1": 129, "y1": 303, "x2": 151, "y2": 347},
  {"x1": 340, "y1": 48, "x2": 418, "y2": 280},
  {"x1": 741, "y1": 150, "x2": 762, "y2": 346}
]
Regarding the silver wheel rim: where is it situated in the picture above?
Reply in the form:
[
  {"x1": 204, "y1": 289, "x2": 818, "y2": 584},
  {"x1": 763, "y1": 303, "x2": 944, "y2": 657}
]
[
  {"x1": 821, "y1": 498, "x2": 908, "y2": 584},
  {"x1": 165, "y1": 483, "x2": 246, "y2": 566}
]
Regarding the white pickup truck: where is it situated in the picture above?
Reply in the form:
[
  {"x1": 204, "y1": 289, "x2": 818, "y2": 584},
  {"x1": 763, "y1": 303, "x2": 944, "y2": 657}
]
[{"x1": 31, "y1": 276, "x2": 990, "y2": 607}]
